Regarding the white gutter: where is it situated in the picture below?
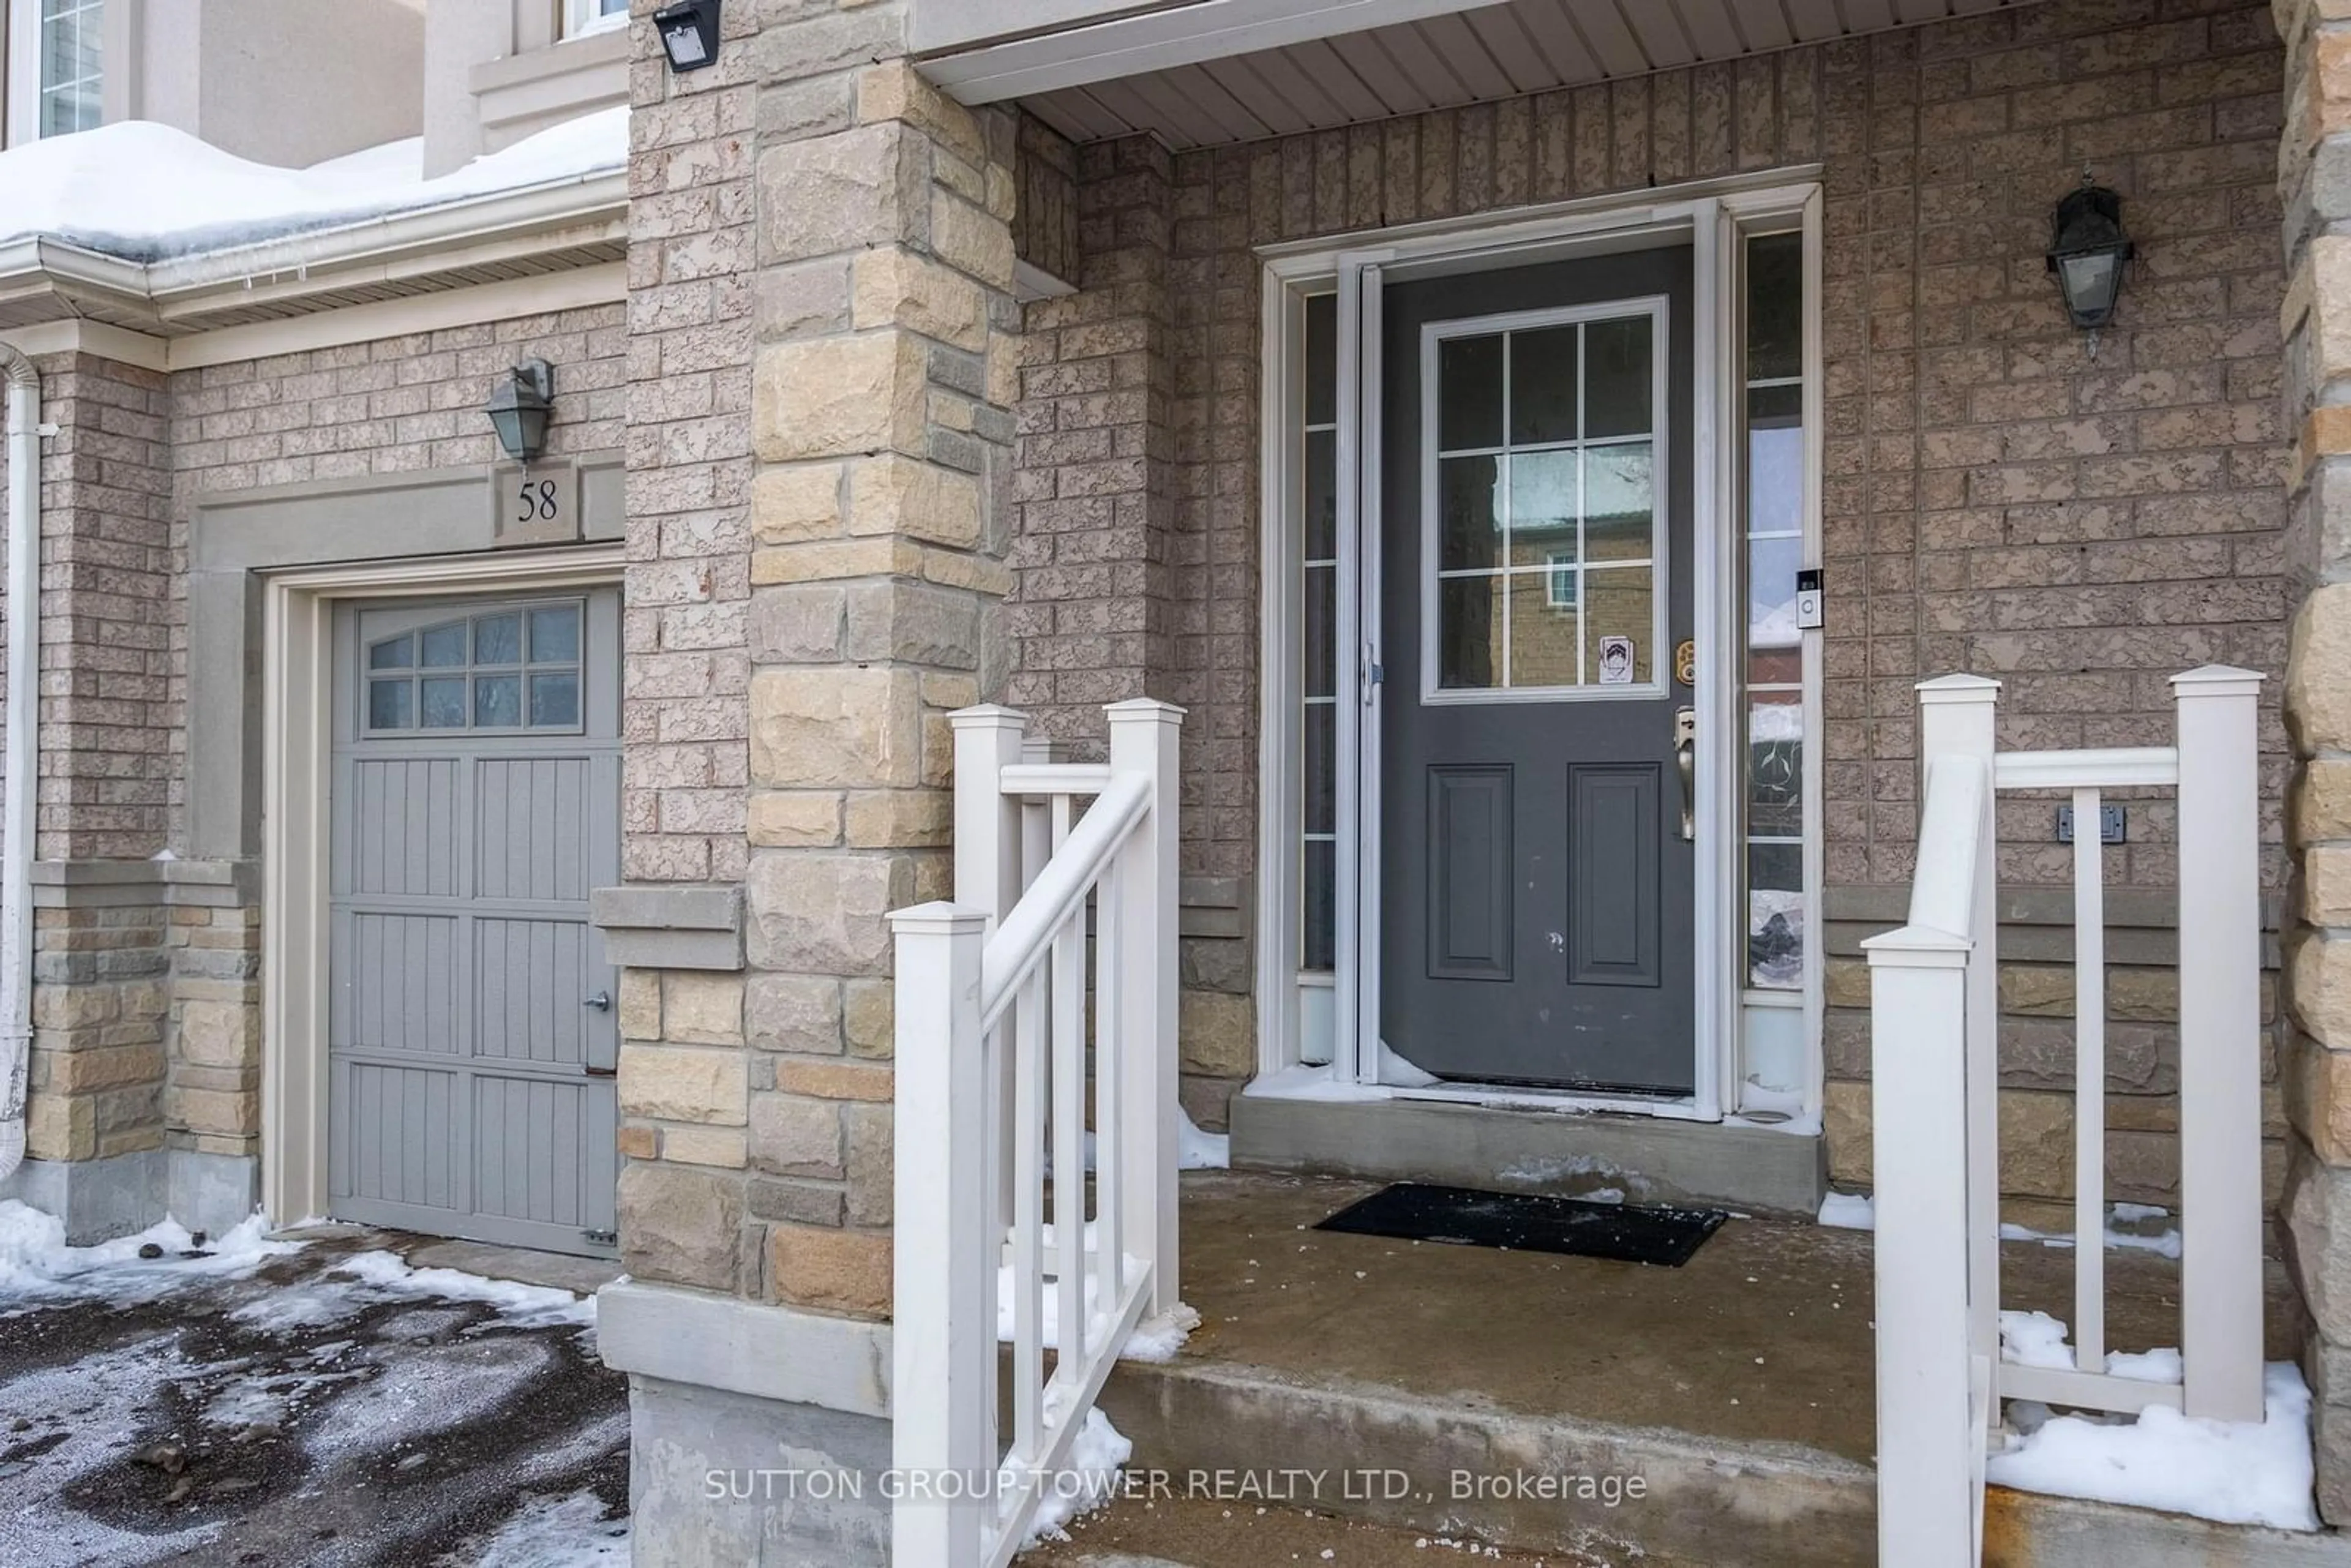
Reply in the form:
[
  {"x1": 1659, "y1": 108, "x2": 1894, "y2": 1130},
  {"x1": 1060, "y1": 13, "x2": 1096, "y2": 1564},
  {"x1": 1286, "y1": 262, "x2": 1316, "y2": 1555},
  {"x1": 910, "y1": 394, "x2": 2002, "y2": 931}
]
[{"x1": 0, "y1": 341, "x2": 36, "y2": 1183}]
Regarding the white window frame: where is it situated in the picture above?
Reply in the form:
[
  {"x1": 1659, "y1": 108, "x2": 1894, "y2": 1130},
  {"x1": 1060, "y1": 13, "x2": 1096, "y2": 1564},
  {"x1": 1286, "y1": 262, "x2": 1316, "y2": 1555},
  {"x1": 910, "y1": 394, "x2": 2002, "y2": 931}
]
[
  {"x1": 1253, "y1": 170, "x2": 1825, "y2": 1130},
  {"x1": 563, "y1": 0, "x2": 631, "y2": 39},
  {"x1": 7, "y1": 0, "x2": 104, "y2": 147}
]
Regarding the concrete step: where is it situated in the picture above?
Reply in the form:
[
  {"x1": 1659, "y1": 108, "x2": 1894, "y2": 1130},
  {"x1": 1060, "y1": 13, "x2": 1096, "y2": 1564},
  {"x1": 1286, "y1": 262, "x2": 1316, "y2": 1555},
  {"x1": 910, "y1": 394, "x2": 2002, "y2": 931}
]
[
  {"x1": 1017, "y1": 1494, "x2": 1631, "y2": 1566},
  {"x1": 1089, "y1": 1352, "x2": 2351, "y2": 1568}
]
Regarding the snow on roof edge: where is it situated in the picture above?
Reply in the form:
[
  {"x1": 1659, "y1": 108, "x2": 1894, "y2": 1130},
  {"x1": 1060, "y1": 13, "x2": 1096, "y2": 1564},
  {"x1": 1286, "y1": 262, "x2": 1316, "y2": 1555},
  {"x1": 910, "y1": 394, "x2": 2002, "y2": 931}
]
[{"x1": 0, "y1": 108, "x2": 627, "y2": 267}]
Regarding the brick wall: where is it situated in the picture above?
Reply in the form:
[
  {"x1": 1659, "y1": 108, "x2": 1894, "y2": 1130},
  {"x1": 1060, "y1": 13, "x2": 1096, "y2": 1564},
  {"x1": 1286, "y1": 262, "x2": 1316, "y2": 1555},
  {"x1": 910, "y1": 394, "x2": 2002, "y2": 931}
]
[{"x1": 1013, "y1": 0, "x2": 2293, "y2": 1188}]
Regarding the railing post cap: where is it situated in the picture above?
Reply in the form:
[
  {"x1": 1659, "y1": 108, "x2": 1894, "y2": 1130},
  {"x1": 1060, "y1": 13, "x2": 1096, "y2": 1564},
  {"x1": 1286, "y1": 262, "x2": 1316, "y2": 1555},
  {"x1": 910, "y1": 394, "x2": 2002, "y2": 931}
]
[
  {"x1": 2170, "y1": 664, "x2": 2264, "y2": 697},
  {"x1": 1861, "y1": 923, "x2": 1973, "y2": 962},
  {"x1": 886, "y1": 899, "x2": 991, "y2": 934},
  {"x1": 1104, "y1": 697, "x2": 1187, "y2": 723},
  {"x1": 1916, "y1": 673, "x2": 2002, "y2": 703},
  {"x1": 947, "y1": 703, "x2": 1029, "y2": 730}
]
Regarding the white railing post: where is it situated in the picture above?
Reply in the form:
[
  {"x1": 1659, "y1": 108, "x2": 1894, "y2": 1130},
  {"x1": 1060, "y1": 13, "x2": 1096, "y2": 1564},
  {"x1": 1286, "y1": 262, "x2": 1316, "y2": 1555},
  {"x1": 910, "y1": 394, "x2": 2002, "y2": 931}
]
[
  {"x1": 1106, "y1": 697, "x2": 1183, "y2": 1316},
  {"x1": 889, "y1": 901, "x2": 992, "y2": 1568},
  {"x1": 1863, "y1": 756, "x2": 1988, "y2": 1568},
  {"x1": 1917, "y1": 672, "x2": 2001, "y2": 1419},
  {"x1": 2172, "y1": 664, "x2": 2267, "y2": 1424},
  {"x1": 952, "y1": 705, "x2": 1027, "y2": 1249},
  {"x1": 951, "y1": 705, "x2": 1029, "y2": 925}
]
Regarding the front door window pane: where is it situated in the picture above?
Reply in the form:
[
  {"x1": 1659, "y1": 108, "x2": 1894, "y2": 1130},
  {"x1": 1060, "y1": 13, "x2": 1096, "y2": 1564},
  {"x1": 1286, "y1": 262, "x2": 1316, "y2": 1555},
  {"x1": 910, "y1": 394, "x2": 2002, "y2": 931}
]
[{"x1": 1431, "y1": 312, "x2": 1660, "y2": 694}]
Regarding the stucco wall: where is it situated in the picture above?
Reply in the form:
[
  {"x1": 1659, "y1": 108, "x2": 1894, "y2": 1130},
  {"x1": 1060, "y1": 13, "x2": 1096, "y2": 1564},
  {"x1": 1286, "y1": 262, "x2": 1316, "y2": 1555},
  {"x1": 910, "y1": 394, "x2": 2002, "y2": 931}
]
[{"x1": 1012, "y1": 0, "x2": 2293, "y2": 1204}]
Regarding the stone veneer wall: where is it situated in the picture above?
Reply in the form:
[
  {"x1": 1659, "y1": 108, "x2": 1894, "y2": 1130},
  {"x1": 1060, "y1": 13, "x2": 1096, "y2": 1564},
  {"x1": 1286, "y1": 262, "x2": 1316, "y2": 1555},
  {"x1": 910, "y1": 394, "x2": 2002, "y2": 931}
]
[
  {"x1": 1010, "y1": 0, "x2": 2297, "y2": 1201},
  {"x1": 2278, "y1": 0, "x2": 2351, "y2": 1522},
  {"x1": 609, "y1": 0, "x2": 1022, "y2": 1329}
]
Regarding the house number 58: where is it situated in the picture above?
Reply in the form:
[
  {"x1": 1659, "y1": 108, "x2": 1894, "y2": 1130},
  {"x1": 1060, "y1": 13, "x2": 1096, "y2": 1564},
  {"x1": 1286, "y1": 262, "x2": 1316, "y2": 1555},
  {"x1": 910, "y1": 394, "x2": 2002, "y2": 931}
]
[{"x1": 517, "y1": 478, "x2": 560, "y2": 523}]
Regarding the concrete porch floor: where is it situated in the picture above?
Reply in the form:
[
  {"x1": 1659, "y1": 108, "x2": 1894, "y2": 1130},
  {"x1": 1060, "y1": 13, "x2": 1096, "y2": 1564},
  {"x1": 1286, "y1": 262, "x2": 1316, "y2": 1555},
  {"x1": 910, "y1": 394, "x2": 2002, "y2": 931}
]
[{"x1": 1052, "y1": 1170, "x2": 2319, "y2": 1567}]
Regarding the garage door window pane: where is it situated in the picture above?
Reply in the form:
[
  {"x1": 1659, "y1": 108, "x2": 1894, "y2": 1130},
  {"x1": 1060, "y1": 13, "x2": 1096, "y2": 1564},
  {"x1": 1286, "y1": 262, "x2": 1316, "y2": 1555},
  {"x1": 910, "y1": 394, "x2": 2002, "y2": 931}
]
[
  {"x1": 530, "y1": 672, "x2": 580, "y2": 728},
  {"x1": 369, "y1": 635, "x2": 413, "y2": 670},
  {"x1": 421, "y1": 677, "x2": 468, "y2": 728},
  {"x1": 369, "y1": 679, "x2": 412, "y2": 730},
  {"x1": 474, "y1": 675, "x2": 522, "y2": 728},
  {"x1": 474, "y1": 613, "x2": 522, "y2": 666},
  {"x1": 530, "y1": 606, "x2": 580, "y2": 664},
  {"x1": 420, "y1": 623, "x2": 467, "y2": 667}
]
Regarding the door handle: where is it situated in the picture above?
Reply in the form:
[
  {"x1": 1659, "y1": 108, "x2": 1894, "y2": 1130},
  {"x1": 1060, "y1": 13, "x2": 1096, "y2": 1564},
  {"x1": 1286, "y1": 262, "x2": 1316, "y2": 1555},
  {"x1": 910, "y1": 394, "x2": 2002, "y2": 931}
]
[
  {"x1": 584, "y1": 989, "x2": 612, "y2": 1012},
  {"x1": 1673, "y1": 708, "x2": 1696, "y2": 842}
]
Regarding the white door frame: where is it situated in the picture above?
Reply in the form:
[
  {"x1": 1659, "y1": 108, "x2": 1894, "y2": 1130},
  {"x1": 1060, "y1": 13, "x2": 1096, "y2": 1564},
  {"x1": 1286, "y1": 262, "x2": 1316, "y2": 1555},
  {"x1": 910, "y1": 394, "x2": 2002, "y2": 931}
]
[
  {"x1": 258, "y1": 543, "x2": 627, "y2": 1226},
  {"x1": 1253, "y1": 171, "x2": 1824, "y2": 1126}
]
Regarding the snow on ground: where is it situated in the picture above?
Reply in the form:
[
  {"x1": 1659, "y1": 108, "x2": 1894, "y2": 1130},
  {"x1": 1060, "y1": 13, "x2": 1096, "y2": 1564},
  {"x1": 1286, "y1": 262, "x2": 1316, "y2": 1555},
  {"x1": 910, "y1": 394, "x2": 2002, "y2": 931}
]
[
  {"x1": 1016, "y1": 1406, "x2": 1134, "y2": 1548},
  {"x1": 0, "y1": 1199, "x2": 299, "y2": 1307},
  {"x1": 1816, "y1": 1191, "x2": 1875, "y2": 1230},
  {"x1": 1990, "y1": 1361, "x2": 2319, "y2": 1531},
  {"x1": 446, "y1": 1487, "x2": 630, "y2": 1566},
  {"x1": 1179, "y1": 1108, "x2": 1230, "y2": 1170},
  {"x1": 992, "y1": 1235, "x2": 1201, "y2": 1364},
  {"x1": 0, "y1": 107, "x2": 624, "y2": 261},
  {"x1": 0, "y1": 1202, "x2": 624, "y2": 1566}
]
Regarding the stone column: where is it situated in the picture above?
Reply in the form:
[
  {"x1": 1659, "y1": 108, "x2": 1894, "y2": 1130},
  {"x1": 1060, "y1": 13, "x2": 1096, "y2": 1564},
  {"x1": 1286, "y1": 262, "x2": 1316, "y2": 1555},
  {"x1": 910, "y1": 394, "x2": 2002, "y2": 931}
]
[
  {"x1": 599, "y1": 4, "x2": 1019, "y2": 1559},
  {"x1": 2279, "y1": 0, "x2": 2351, "y2": 1521}
]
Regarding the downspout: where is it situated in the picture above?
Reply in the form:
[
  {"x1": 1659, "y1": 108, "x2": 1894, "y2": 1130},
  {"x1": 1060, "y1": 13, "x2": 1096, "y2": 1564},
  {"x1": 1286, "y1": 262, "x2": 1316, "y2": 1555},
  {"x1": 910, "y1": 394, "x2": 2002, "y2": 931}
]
[{"x1": 0, "y1": 344, "x2": 38, "y2": 1184}]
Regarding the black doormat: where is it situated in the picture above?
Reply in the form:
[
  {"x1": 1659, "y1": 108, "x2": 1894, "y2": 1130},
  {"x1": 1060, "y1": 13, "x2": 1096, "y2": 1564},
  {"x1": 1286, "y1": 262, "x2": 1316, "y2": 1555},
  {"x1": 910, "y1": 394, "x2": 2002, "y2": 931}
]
[{"x1": 1314, "y1": 1182, "x2": 1727, "y2": 1267}]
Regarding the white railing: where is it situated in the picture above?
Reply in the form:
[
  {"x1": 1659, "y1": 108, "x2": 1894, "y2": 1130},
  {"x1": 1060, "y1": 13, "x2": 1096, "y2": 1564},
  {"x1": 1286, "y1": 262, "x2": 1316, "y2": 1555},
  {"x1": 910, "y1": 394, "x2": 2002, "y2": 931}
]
[
  {"x1": 888, "y1": 699, "x2": 1183, "y2": 1568},
  {"x1": 1866, "y1": 666, "x2": 2267, "y2": 1567}
]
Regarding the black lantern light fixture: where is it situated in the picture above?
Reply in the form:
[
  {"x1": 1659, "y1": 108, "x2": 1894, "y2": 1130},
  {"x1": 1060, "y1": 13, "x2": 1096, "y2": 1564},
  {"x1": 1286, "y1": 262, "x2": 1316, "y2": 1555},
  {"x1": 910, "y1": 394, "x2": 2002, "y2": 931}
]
[
  {"x1": 654, "y1": 0, "x2": 721, "y2": 73},
  {"x1": 484, "y1": 358, "x2": 555, "y2": 465},
  {"x1": 2045, "y1": 170, "x2": 2133, "y2": 353}
]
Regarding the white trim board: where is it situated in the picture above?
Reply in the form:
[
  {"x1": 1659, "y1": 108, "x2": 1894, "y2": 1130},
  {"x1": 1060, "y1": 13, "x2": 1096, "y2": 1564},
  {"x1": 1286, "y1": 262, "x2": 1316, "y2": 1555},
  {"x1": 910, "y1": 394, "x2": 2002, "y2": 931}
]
[
  {"x1": 259, "y1": 544, "x2": 626, "y2": 1228},
  {"x1": 0, "y1": 263, "x2": 626, "y2": 373},
  {"x1": 1253, "y1": 176, "x2": 1827, "y2": 1131}
]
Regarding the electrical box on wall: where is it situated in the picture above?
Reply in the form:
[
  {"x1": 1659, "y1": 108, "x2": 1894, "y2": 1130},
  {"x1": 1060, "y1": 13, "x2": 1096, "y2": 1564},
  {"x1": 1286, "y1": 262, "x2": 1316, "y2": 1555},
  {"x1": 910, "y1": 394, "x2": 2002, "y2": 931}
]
[{"x1": 2056, "y1": 803, "x2": 2126, "y2": 845}]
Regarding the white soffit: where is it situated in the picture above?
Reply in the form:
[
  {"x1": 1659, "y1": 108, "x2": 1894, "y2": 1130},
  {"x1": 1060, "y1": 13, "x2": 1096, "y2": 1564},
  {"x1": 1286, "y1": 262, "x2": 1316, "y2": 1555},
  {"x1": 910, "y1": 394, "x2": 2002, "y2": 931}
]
[{"x1": 973, "y1": 0, "x2": 2043, "y2": 151}]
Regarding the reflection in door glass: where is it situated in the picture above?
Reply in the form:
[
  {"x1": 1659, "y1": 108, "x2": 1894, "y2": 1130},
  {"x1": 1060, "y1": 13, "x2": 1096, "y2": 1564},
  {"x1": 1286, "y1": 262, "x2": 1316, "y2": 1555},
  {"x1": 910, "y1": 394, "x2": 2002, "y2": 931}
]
[
  {"x1": 1740, "y1": 231, "x2": 1810, "y2": 1021},
  {"x1": 1302, "y1": 294, "x2": 1339, "y2": 974},
  {"x1": 1431, "y1": 312, "x2": 1660, "y2": 692}
]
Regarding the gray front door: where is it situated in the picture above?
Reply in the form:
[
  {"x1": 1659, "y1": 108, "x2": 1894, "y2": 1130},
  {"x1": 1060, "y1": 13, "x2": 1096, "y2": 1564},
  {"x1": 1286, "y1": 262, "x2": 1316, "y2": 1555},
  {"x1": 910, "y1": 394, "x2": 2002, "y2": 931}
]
[
  {"x1": 1381, "y1": 249, "x2": 1697, "y2": 1094},
  {"x1": 328, "y1": 590, "x2": 622, "y2": 1256}
]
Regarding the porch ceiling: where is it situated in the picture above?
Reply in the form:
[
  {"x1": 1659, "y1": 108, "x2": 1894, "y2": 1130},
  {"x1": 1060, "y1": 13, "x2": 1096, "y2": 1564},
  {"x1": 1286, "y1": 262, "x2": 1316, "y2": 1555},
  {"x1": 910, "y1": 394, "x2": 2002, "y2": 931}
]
[{"x1": 1005, "y1": 0, "x2": 2045, "y2": 151}]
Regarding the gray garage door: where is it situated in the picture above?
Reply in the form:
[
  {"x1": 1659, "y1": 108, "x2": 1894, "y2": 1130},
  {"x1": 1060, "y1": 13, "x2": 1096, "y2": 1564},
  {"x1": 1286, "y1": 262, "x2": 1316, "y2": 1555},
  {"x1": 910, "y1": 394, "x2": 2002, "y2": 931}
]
[{"x1": 328, "y1": 590, "x2": 621, "y2": 1256}]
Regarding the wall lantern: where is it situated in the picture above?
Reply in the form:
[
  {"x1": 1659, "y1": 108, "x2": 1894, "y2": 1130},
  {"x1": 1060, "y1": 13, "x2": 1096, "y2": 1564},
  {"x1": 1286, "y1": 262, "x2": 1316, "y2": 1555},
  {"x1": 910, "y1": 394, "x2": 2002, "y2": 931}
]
[
  {"x1": 654, "y1": 0, "x2": 721, "y2": 73},
  {"x1": 2045, "y1": 171, "x2": 2133, "y2": 350},
  {"x1": 484, "y1": 359, "x2": 555, "y2": 464}
]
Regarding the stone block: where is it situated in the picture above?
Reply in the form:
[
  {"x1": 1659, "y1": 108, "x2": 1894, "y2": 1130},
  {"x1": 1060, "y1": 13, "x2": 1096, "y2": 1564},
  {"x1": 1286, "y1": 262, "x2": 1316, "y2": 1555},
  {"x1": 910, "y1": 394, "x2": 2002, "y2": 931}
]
[
  {"x1": 661, "y1": 1127, "x2": 749, "y2": 1169},
  {"x1": 618, "y1": 1123, "x2": 658, "y2": 1161},
  {"x1": 662, "y1": 972, "x2": 744, "y2": 1046},
  {"x1": 775, "y1": 1057, "x2": 893, "y2": 1102},
  {"x1": 855, "y1": 59, "x2": 985, "y2": 165},
  {"x1": 2290, "y1": 583, "x2": 2351, "y2": 754},
  {"x1": 42, "y1": 1043, "x2": 165, "y2": 1093},
  {"x1": 744, "y1": 852, "x2": 913, "y2": 978},
  {"x1": 751, "y1": 1093, "x2": 844, "y2": 1178},
  {"x1": 1823, "y1": 1079, "x2": 1871, "y2": 1187},
  {"x1": 851, "y1": 248, "x2": 988, "y2": 353},
  {"x1": 2297, "y1": 932, "x2": 2351, "y2": 1050},
  {"x1": 25, "y1": 1092, "x2": 96, "y2": 1161},
  {"x1": 842, "y1": 789, "x2": 952, "y2": 849},
  {"x1": 928, "y1": 190, "x2": 1014, "y2": 290},
  {"x1": 748, "y1": 791, "x2": 844, "y2": 849},
  {"x1": 618, "y1": 1161, "x2": 743, "y2": 1292},
  {"x1": 174, "y1": 1000, "x2": 255, "y2": 1068},
  {"x1": 750, "y1": 1177, "x2": 849, "y2": 1228},
  {"x1": 843, "y1": 1101, "x2": 893, "y2": 1228},
  {"x1": 769, "y1": 1223, "x2": 891, "y2": 1318},
  {"x1": 751, "y1": 331, "x2": 928, "y2": 463},
  {"x1": 619, "y1": 1045, "x2": 749, "y2": 1126},
  {"x1": 171, "y1": 1086, "x2": 259, "y2": 1139},
  {"x1": 1179, "y1": 988, "x2": 1256, "y2": 1078},
  {"x1": 844, "y1": 979, "x2": 892, "y2": 1058},
  {"x1": 2297, "y1": 759, "x2": 2351, "y2": 845},
  {"x1": 748, "y1": 973, "x2": 843, "y2": 1054},
  {"x1": 847, "y1": 454, "x2": 981, "y2": 548},
  {"x1": 756, "y1": 121, "x2": 923, "y2": 266},
  {"x1": 748, "y1": 585, "x2": 846, "y2": 664},
  {"x1": 620, "y1": 969, "x2": 662, "y2": 1042},
  {"x1": 748, "y1": 666, "x2": 925, "y2": 790},
  {"x1": 749, "y1": 463, "x2": 844, "y2": 546}
]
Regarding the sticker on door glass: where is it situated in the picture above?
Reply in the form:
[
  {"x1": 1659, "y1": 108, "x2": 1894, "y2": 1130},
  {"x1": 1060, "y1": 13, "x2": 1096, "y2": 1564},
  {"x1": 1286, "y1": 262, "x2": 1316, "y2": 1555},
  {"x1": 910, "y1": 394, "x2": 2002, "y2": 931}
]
[{"x1": 1598, "y1": 635, "x2": 1635, "y2": 685}]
